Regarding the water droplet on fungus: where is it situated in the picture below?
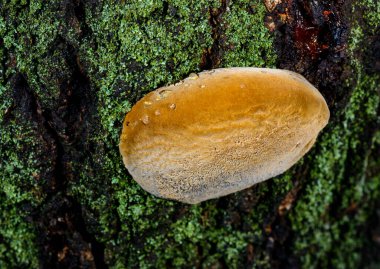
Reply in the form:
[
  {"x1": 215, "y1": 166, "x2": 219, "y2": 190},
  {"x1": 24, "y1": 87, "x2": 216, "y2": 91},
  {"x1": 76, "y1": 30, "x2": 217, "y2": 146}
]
[
  {"x1": 158, "y1": 89, "x2": 172, "y2": 99},
  {"x1": 169, "y1": 103, "x2": 176, "y2": 110},
  {"x1": 141, "y1": 115, "x2": 149, "y2": 125},
  {"x1": 174, "y1": 80, "x2": 184, "y2": 86},
  {"x1": 188, "y1": 73, "x2": 199, "y2": 80}
]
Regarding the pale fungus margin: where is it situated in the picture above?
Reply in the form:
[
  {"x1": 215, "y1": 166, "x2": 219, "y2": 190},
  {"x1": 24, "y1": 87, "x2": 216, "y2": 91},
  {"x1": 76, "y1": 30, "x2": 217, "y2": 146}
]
[{"x1": 119, "y1": 68, "x2": 330, "y2": 204}]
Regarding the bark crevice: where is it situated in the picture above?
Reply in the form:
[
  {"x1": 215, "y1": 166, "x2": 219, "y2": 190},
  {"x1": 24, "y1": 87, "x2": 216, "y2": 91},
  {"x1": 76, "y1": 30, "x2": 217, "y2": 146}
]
[
  {"x1": 9, "y1": 1, "x2": 107, "y2": 268},
  {"x1": 200, "y1": 0, "x2": 230, "y2": 69}
]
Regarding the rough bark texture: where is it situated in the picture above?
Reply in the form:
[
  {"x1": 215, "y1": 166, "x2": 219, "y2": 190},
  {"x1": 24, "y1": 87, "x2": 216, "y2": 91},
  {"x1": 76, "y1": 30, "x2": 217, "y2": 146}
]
[{"x1": 0, "y1": 0, "x2": 379, "y2": 268}]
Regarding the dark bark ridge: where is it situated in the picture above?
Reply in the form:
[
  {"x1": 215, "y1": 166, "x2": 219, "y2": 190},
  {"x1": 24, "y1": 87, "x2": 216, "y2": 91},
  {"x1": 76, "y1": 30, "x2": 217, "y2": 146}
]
[
  {"x1": 2, "y1": 1, "x2": 105, "y2": 268},
  {"x1": 29, "y1": 3, "x2": 107, "y2": 268}
]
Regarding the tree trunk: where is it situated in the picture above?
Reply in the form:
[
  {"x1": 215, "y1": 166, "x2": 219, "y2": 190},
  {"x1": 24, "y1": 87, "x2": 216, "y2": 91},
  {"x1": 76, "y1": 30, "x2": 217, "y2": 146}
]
[{"x1": 0, "y1": 0, "x2": 379, "y2": 268}]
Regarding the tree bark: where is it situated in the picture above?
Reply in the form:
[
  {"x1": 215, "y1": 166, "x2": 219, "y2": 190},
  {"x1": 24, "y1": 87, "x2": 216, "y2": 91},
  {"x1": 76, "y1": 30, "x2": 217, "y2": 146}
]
[{"x1": 0, "y1": 0, "x2": 379, "y2": 268}]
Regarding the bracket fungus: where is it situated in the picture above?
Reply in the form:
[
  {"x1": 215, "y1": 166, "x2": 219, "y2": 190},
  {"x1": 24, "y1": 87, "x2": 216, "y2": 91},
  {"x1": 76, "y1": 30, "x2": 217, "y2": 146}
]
[{"x1": 119, "y1": 68, "x2": 330, "y2": 204}]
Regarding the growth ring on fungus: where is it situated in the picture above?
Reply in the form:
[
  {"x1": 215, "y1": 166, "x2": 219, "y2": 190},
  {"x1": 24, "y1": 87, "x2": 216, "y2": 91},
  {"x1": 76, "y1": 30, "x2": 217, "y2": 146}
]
[{"x1": 119, "y1": 68, "x2": 330, "y2": 204}]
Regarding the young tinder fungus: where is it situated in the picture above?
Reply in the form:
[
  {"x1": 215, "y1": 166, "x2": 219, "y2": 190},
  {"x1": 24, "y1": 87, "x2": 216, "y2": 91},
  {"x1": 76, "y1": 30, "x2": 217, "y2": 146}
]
[{"x1": 119, "y1": 68, "x2": 330, "y2": 204}]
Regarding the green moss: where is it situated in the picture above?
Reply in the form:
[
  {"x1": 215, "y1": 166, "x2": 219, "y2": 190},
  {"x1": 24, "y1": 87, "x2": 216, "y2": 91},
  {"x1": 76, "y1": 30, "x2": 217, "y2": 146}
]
[
  {"x1": 1, "y1": 0, "x2": 77, "y2": 109},
  {"x1": 0, "y1": 200, "x2": 39, "y2": 269},
  {"x1": 0, "y1": 1, "x2": 94, "y2": 264},
  {"x1": 222, "y1": 0, "x2": 276, "y2": 67},
  {"x1": 0, "y1": 86, "x2": 49, "y2": 267},
  {"x1": 355, "y1": 0, "x2": 380, "y2": 30},
  {"x1": 288, "y1": 1, "x2": 380, "y2": 267},
  {"x1": 0, "y1": 2, "x2": 64, "y2": 264},
  {"x1": 81, "y1": 0, "x2": 217, "y2": 143}
]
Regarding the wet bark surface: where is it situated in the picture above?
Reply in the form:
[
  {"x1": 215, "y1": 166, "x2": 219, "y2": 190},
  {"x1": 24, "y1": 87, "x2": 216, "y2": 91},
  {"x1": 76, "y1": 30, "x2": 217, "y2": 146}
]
[{"x1": 0, "y1": 0, "x2": 379, "y2": 268}]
